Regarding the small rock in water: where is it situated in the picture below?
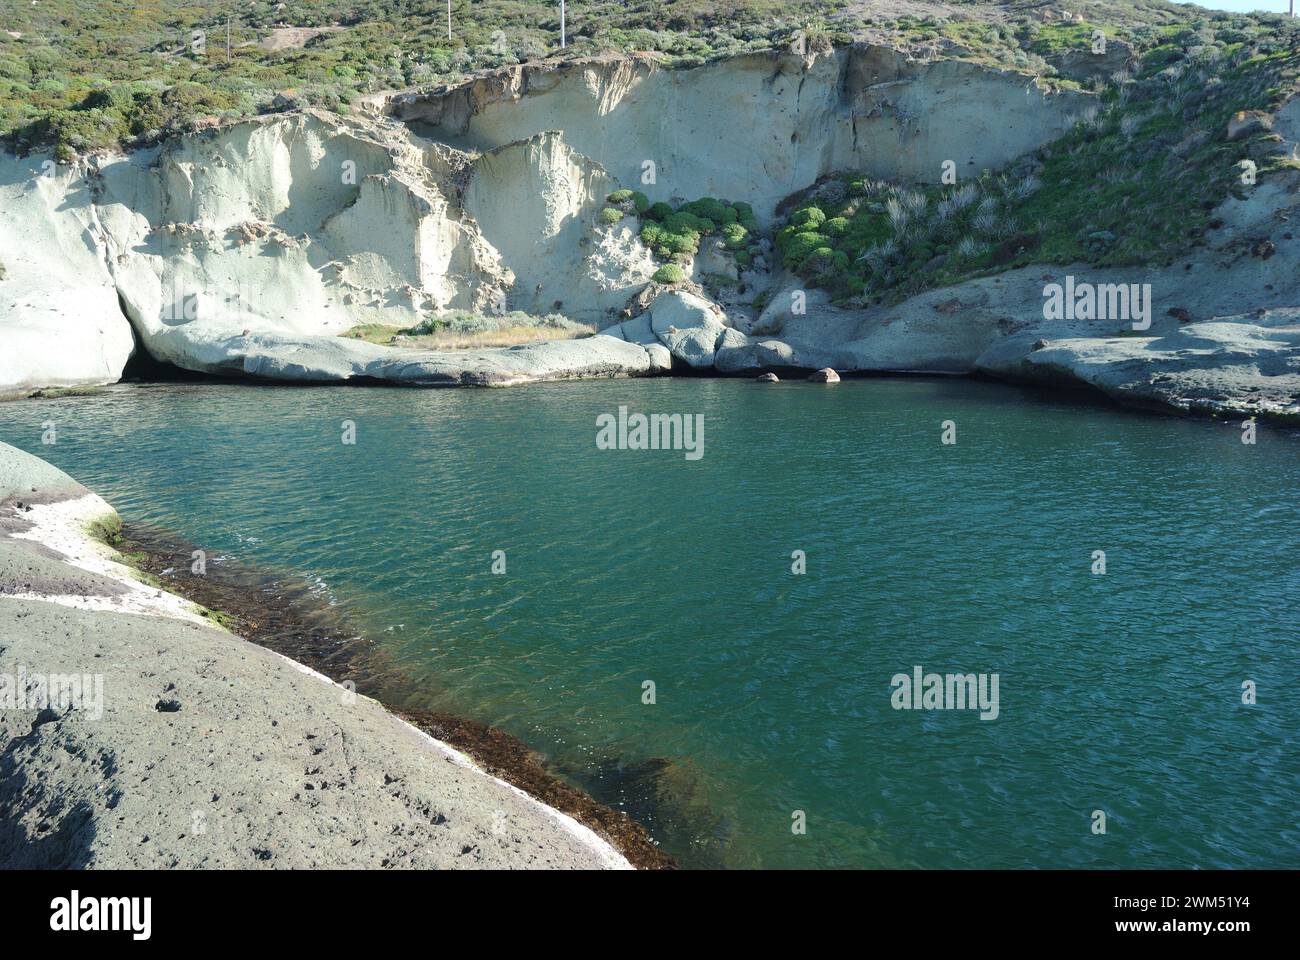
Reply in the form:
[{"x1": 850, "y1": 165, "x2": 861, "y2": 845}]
[
  {"x1": 1167, "y1": 307, "x2": 1192, "y2": 323},
  {"x1": 808, "y1": 368, "x2": 840, "y2": 384},
  {"x1": 756, "y1": 372, "x2": 780, "y2": 383}
]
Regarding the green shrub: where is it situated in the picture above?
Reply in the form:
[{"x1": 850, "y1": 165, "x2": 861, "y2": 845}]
[
  {"x1": 663, "y1": 210, "x2": 713, "y2": 235},
  {"x1": 607, "y1": 188, "x2": 634, "y2": 203},
  {"x1": 402, "y1": 310, "x2": 582, "y2": 337},
  {"x1": 652, "y1": 263, "x2": 686, "y2": 284},
  {"x1": 666, "y1": 232, "x2": 698, "y2": 255},
  {"x1": 780, "y1": 230, "x2": 828, "y2": 269},
  {"x1": 679, "y1": 197, "x2": 730, "y2": 223},
  {"x1": 632, "y1": 196, "x2": 757, "y2": 268},
  {"x1": 790, "y1": 206, "x2": 826, "y2": 228},
  {"x1": 722, "y1": 222, "x2": 749, "y2": 249},
  {"x1": 599, "y1": 206, "x2": 625, "y2": 224}
]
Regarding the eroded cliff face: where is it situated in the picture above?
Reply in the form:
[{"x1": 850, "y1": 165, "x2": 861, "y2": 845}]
[
  {"x1": 0, "y1": 110, "x2": 657, "y2": 386},
  {"x1": 95, "y1": 111, "x2": 654, "y2": 368},
  {"x1": 92, "y1": 113, "x2": 472, "y2": 373},
  {"x1": 0, "y1": 45, "x2": 1093, "y2": 392},
  {"x1": 464, "y1": 131, "x2": 656, "y2": 317},
  {"x1": 0, "y1": 154, "x2": 134, "y2": 391},
  {"x1": 385, "y1": 45, "x2": 1090, "y2": 224}
]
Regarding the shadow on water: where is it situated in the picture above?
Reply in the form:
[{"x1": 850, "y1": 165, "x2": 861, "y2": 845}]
[
  {"x1": 120, "y1": 520, "x2": 734, "y2": 869},
  {"x1": 558, "y1": 755, "x2": 733, "y2": 869}
]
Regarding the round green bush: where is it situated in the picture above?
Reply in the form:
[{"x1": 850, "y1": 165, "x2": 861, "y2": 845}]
[
  {"x1": 790, "y1": 206, "x2": 827, "y2": 228},
  {"x1": 667, "y1": 233, "x2": 698, "y2": 255},
  {"x1": 722, "y1": 222, "x2": 749, "y2": 249},
  {"x1": 664, "y1": 211, "x2": 712, "y2": 235},
  {"x1": 599, "y1": 207, "x2": 625, "y2": 224},
  {"x1": 606, "y1": 189, "x2": 634, "y2": 204},
  {"x1": 825, "y1": 217, "x2": 850, "y2": 237},
  {"x1": 631, "y1": 191, "x2": 650, "y2": 214},
  {"x1": 652, "y1": 263, "x2": 686, "y2": 284},
  {"x1": 802, "y1": 248, "x2": 839, "y2": 278},
  {"x1": 645, "y1": 202, "x2": 674, "y2": 221},
  {"x1": 679, "y1": 197, "x2": 730, "y2": 223},
  {"x1": 779, "y1": 230, "x2": 828, "y2": 266}
]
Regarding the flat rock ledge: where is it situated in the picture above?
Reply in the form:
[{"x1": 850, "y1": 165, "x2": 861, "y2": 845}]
[
  {"x1": 0, "y1": 441, "x2": 631, "y2": 869},
  {"x1": 162, "y1": 330, "x2": 657, "y2": 387}
]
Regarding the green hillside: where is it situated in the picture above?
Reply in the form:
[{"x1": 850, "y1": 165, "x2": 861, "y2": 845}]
[{"x1": 0, "y1": 0, "x2": 1231, "y2": 158}]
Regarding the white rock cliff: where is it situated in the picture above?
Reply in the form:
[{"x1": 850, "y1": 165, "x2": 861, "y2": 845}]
[{"x1": 1, "y1": 46, "x2": 1297, "y2": 417}]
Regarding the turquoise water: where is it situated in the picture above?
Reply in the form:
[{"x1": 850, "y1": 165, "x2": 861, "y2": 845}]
[{"x1": 3, "y1": 378, "x2": 1298, "y2": 868}]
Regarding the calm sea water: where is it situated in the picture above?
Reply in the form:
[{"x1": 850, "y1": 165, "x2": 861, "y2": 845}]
[{"x1": 3, "y1": 378, "x2": 1297, "y2": 868}]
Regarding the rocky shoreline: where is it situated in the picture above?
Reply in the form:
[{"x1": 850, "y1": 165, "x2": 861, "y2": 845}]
[
  {"x1": 3, "y1": 43, "x2": 1298, "y2": 418},
  {"x1": 117, "y1": 521, "x2": 675, "y2": 869},
  {"x1": 0, "y1": 440, "x2": 659, "y2": 869}
]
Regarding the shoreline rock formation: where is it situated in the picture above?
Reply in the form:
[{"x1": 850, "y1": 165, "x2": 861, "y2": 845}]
[
  {"x1": 0, "y1": 45, "x2": 1297, "y2": 420},
  {"x1": 0, "y1": 441, "x2": 632, "y2": 869},
  {"x1": 381, "y1": 46, "x2": 1087, "y2": 226}
]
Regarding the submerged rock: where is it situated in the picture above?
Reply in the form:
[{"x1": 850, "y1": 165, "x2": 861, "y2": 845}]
[
  {"x1": 756, "y1": 372, "x2": 780, "y2": 382},
  {"x1": 808, "y1": 367, "x2": 841, "y2": 383}
]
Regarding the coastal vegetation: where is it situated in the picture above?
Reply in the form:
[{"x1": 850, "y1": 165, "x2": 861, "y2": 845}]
[
  {"x1": 82, "y1": 511, "x2": 165, "y2": 589},
  {"x1": 768, "y1": 15, "x2": 1300, "y2": 304},
  {"x1": 600, "y1": 191, "x2": 758, "y2": 286},
  {"x1": 342, "y1": 310, "x2": 590, "y2": 349},
  {"x1": 651, "y1": 263, "x2": 686, "y2": 285},
  {"x1": 0, "y1": 0, "x2": 844, "y2": 156},
  {"x1": 0, "y1": 0, "x2": 1260, "y2": 159},
  {"x1": 634, "y1": 196, "x2": 758, "y2": 263},
  {"x1": 24, "y1": 386, "x2": 105, "y2": 398},
  {"x1": 84, "y1": 511, "x2": 124, "y2": 548}
]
